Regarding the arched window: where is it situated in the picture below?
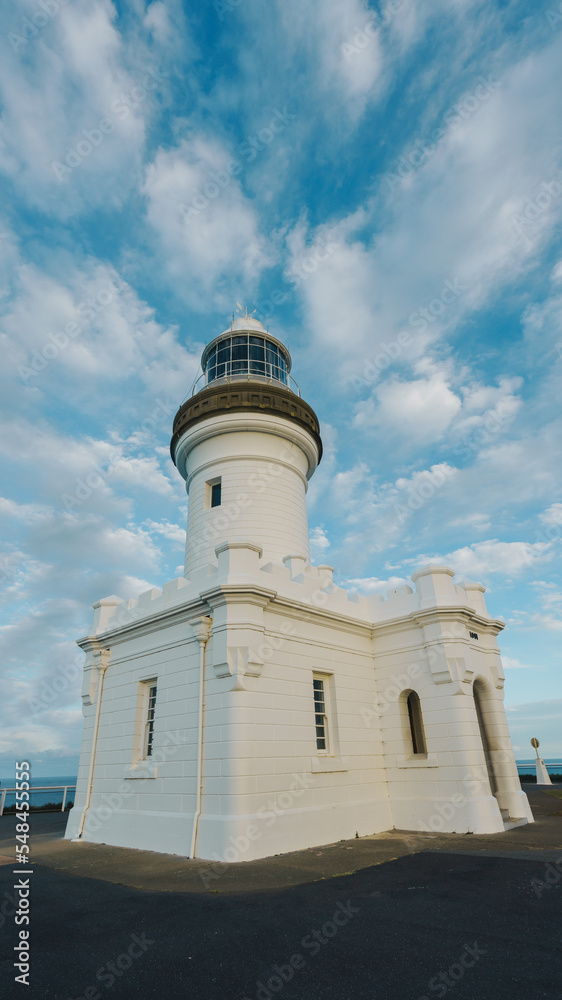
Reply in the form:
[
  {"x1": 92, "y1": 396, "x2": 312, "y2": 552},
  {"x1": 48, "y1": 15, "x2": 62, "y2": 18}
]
[{"x1": 407, "y1": 691, "x2": 426, "y2": 755}]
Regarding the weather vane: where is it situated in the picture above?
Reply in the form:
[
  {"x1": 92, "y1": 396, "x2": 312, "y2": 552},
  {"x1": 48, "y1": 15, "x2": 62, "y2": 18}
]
[{"x1": 235, "y1": 302, "x2": 257, "y2": 320}]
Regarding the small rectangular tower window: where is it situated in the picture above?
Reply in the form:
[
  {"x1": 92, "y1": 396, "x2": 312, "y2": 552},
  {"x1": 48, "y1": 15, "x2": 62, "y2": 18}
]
[
  {"x1": 205, "y1": 477, "x2": 222, "y2": 509},
  {"x1": 313, "y1": 676, "x2": 329, "y2": 753},
  {"x1": 211, "y1": 481, "x2": 221, "y2": 507},
  {"x1": 144, "y1": 684, "x2": 158, "y2": 758}
]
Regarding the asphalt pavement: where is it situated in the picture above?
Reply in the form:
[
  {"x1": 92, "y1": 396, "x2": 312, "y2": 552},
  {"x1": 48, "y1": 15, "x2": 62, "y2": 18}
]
[{"x1": 0, "y1": 786, "x2": 560, "y2": 1000}]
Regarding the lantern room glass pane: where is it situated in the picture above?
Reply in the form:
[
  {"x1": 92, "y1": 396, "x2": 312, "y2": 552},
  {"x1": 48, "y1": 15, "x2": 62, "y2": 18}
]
[
  {"x1": 205, "y1": 334, "x2": 288, "y2": 386},
  {"x1": 231, "y1": 335, "x2": 247, "y2": 355},
  {"x1": 217, "y1": 340, "x2": 230, "y2": 364}
]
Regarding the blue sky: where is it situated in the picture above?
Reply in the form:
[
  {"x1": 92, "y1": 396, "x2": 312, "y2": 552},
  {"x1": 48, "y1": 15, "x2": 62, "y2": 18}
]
[{"x1": 1, "y1": 0, "x2": 561, "y2": 777}]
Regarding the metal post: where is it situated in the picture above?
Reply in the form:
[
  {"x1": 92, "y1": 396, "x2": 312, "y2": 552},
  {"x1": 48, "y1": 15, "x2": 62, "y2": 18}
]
[
  {"x1": 0, "y1": 788, "x2": 6, "y2": 817},
  {"x1": 61, "y1": 787, "x2": 67, "y2": 812}
]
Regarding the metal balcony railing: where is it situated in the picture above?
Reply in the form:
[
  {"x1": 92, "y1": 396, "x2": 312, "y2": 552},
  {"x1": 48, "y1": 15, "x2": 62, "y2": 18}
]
[
  {"x1": 183, "y1": 369, "x2": 301, "y2": 405},
  {"x1": 0, "y1": 784, "x2": 76, "y2": 815}
]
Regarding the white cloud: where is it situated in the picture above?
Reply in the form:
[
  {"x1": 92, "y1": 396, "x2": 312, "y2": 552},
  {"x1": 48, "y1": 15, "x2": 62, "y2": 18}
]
[
  {"x1": 143, "y1": 519, "x2": 186, "y2": 545},
  {"x1": 443, "y1": 539, "x2": 554, "y2": 580},
  {"x1": 449, "y1": 512, "x2": 491, "y2": 532},
  {"x1": 540, "y1": 504, "x2": 562, "y2": 526},
  {"x1": 310, "y1": 526, "x2": 330, "y2": 552},
  {"x1": 0, "y1": 0, "x2": 162, "y2": 213},
  {"x1": 502, "y1": 656, "x2": 542, "y2": 670},
  {"x1": 233, "y1": 0, "x2": 388, "y2": 124},
  {"x1": 282, "y1": 0, "x2": 385, "y2": 108},
  {"x1": 345, "y1": 574, "x2": 408, "y2": 594},
  {"x1": 142, "y1": 137, "x2": 271, "y2": 307},
  {"x1": 509, "y1": 583, "x2": 562, "y2": 632},
  {"x1": 293, "y1": 31, "x2": 562, "y2": 377},
  {"x1": 0, "y1": 498, "x2": 52, "y2": 523},
  {"x1": 1, "y1": 255, "x2": 200, "y2": 403},
  {"x1": 354, "y1": 372, "x2": 462, "y2": 442}
]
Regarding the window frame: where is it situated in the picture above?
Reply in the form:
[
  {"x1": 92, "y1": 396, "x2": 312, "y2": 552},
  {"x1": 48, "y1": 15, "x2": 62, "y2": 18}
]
[
  {"x1": 211, "y1": 481, "x2": 222, "y2": 508},
  {"x1": 406, "y1": 690, "x2": 427, "y2": 756},
  {"x1": 143, "y1": 683, "x2": 158, "y2": 759},
  {"x1": 204, "y1": 334, "x2": 288, "y2": 386},
  {"x1": 313, "y1": 674, "x2": 330, "y2": 755},
  {"x1": 205, "y1": 476, "x2": 222, "y2": 510}
]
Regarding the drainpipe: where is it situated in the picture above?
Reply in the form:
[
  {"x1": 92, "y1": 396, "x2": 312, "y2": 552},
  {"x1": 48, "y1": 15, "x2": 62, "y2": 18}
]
[
  {"x1": 189, "y1": 616, "x2": 212, "y2": 859},
  {"x1": 73, "y1": 648, "x2": 110, "y2": 840}
]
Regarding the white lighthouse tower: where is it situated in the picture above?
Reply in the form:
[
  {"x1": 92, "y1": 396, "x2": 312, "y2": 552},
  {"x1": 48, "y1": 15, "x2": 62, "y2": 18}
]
[
  {"x1": 172, "y1": 314, "x2": 321, "y2": 576},
  {"x1": 66, "y1": 314, "x2": 533, "y2": 860}
]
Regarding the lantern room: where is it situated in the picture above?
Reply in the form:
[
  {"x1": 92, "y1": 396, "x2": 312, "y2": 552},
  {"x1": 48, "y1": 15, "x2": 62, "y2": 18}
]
[{"x1": 197, "y1": 316, "x2": 295, "y2": 393}]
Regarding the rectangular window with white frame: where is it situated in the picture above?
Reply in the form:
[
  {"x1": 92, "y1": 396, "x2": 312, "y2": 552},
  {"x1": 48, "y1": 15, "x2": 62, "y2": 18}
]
[
  {"x1": 144, "y1": 682, "x2": 158, "y2": 758},
  {"x1": 313, "y1": 674, "x2": 331, "y2": 754},
  {"x1": 130, "y1": 678, "x2": 159, "y2": 770},
  {"x1": 205, "y1": 476, "x2": 222, "y2": 509}
]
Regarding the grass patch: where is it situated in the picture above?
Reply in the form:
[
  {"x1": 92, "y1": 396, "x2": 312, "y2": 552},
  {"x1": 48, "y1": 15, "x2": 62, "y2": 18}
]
[{"x1": 3, "y1": 801, "x2": 74, "y2": 813}]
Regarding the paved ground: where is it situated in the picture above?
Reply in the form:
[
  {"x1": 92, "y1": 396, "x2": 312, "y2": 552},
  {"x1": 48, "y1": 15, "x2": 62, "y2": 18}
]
[{"x1": 0, "y1": 787, "x2": 560, "y2": 999}]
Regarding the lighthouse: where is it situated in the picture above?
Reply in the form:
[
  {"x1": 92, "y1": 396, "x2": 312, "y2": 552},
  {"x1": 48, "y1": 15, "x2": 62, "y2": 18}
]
[
  {"x1": 171, "y1": 314, "x2": 322, "y2": 575},
  {"x1": 66, "y1": 313, "x2": 533, "y2": 861}
]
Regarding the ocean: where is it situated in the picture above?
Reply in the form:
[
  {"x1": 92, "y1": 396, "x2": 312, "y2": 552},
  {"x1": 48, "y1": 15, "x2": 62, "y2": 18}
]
[
  {"x1": 0, "y1": 774, "x2": 77, "y2": 811},
  {"x1": 0, "y1": 759, "x2": 560, "y2": 812},
  {"x1": 514, "y1": 758, "x2": 562, "y2": 777}
]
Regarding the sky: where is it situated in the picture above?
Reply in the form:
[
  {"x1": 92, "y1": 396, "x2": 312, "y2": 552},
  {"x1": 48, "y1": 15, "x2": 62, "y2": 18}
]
[{"x1": 0, "y1": 0, "x2": 561, "y2": 778}]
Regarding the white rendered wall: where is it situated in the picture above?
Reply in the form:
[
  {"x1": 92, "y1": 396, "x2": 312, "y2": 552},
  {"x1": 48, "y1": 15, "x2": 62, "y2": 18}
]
[
  {"x1": 65, "y1": 617, "x2": 205, "y2": 853},
  {"x1": 371, "y1": 567, "x2": 532, "y2": 835},
  {"x1": 67, "y1": 558, "x2": 531, "y2": 859},
  {"x1": 66, "y1": 556, "x2": 392, "y2": 859},
  {"x1": 174, "y1": 412, "x2": 319, "y2": 576},
  {"x1": 196, "y1": 606, "x2": 392, "y2": 862}
]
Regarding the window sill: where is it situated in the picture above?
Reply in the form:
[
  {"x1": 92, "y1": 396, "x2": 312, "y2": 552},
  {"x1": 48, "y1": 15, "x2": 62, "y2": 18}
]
[
  {"x1": 397, "y1": 753, "x2": 438, "y2": 769},
  {"x1": 124, "y1": 763, "x2": 158, "y2": 780},
  {"x1": 311, "y1": 757, "x2": 348, "y2": 773}
]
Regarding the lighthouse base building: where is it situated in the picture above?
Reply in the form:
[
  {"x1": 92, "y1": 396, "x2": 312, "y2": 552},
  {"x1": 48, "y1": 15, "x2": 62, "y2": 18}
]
[{"x1": 66, "y1": 317, "x2": 533, "y2": 860}]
